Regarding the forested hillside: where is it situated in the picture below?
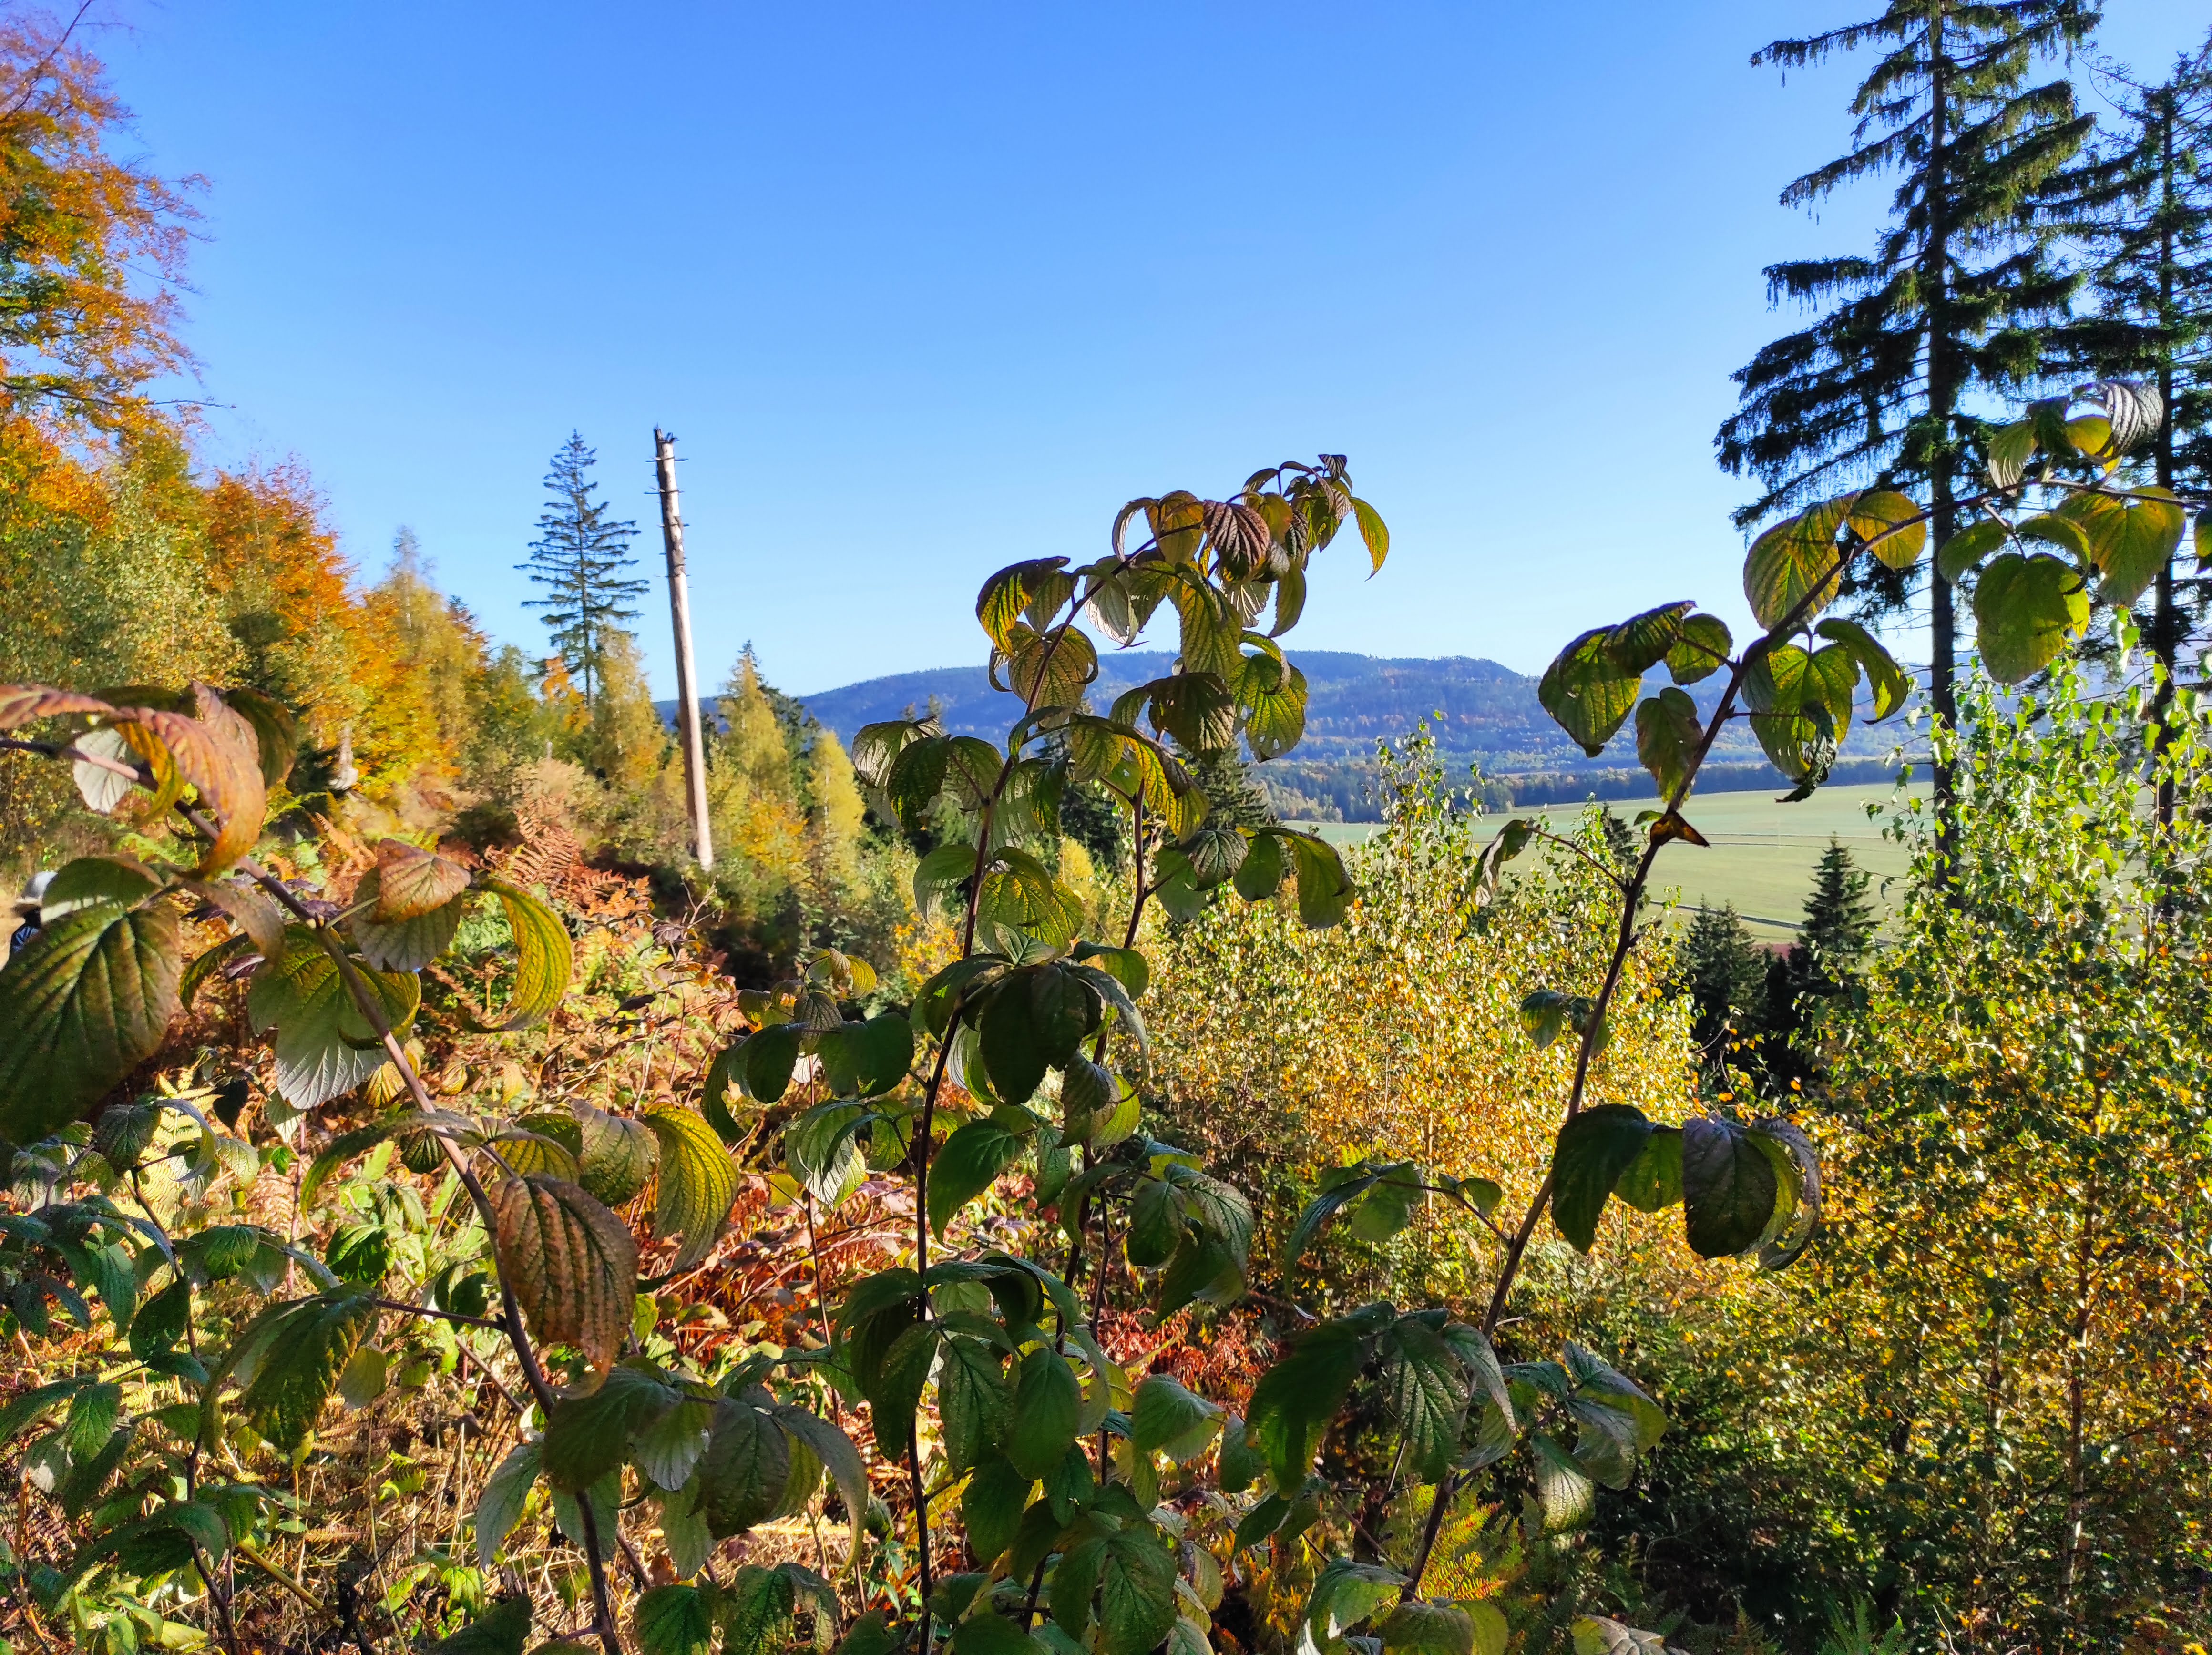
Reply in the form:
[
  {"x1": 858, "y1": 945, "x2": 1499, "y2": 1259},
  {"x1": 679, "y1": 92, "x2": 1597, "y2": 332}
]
[{"x1": 719, "y1": 654, "x2": 1902, "y2": 817}]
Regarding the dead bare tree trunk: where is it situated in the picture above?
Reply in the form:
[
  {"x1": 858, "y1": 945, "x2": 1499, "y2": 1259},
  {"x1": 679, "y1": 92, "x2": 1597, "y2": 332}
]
[{"x1": 653, "y1": 428, "x2": 714, "y2": 871}]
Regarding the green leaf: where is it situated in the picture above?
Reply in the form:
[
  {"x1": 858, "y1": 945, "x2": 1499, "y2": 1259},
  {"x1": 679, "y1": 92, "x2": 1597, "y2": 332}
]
[
  {"x1": 478, "y1": 877, "x2": 573, "y2": 1029},
  {"x1": 1352, "y1": 497, "x2": 1389, "y2": 572},
  {"x1": 634, "y1": 1398, "x2": 713, "y2": 1490},
  {"x1": 490, "y1": 1175, "x2": 639, "y2": 1372},
  {"x1": 1538, "y1": 628, "x2": 1640, "y2": 756},
  {"x1": 246, "y1": 928, "x2": 420, "y2": 1110},
  {"x1": 931, "y1": 1119, "x2": 1027, "y2": 1238},
  {"x1": 1985, "y1": 418, "x2": 2036, "y2": 489},
  {"x1": 738, "y1": 1023, "x2": 804, "y2": 1104},
  {"x1": 937, "y1": 1335, "x2": 1010, "y2": 1470},
  {"x1": 1008, "y1": 627, "x2": 1100, "y2": 712},
  {"x1": 1382, "y1": 1602, "x2": 1475, "y2": 1655},
  {"x1": 2061, "y1": 486, "x2": 2187, "y2": 606},
  {"x1": 698, "y1": 1398, "x2": 793, "y2": 1538},
  {"x1": 1240, "y1": 655, "x2": 1310, "y2": 760},
  {"x1": 953, "y1": 1615, "x2": 1038, "y2": 1655},
  {"x1": 913, "y1": 840, "x2": 977, "y2": 926},
  {"x1": 1742, "y1": 645, "x2": 1836, "y2": 783},
  {"x1": 1532, "y1": 1433, "x2": 1596, "y2": 1531},
  {"x1": 1350, "y1": 1164, "x2": 1425, "y2": 1242},
  {"x1": 39, "y1": 856, "x2": 167, "y2": 924},
  {"x1": 978, "y1": 557, "x2": 1074, "y2": 651},
  {"x1": 1381, "y1": 1317, "x2": 1469, "y2": 1481},
  {"x1": 1664, "y1": 614, "x2": 1732, "y2": 685},
  {"x1": 1936, "y1": 518, "x2": 2007, "y2": 584},
  {"x1": 645, "y1": 1106, "x2": 738, "y2": 1272},
  {"x1": 1550, "y1": 1105, "x2": 1654, "y2": 1253},
  {"x1": 577, "y1": 1103, "x2": 657, "y2": 1207},
  {"x1": 720, "y1": 1563, "x2": 799, "y2": 1655},
  {"x1": 962, "y1": 1456, "x2": 1031, "y2": 1563},
  {"x1": 1974, "y1": 552, "x2": 2089, "y2": 685},
  {"x1": 348, "y1": 867, "x2": 466, "y2": 973},
  {"x1": 230, "y1": 1290, "x2": 380, "y2": 1450},
  {"x1": 473, "y1": 1441, "x2": 540, "y2": 1567},
  {"x1": 1847, "y1": 490, "x2": 1925, "y2": 571},
  {"x1": 1602, "y1": 602, "x2": 1693, "y2": 673},
  {"x1": 1813, "y1": 618, "x2": 1910, "y2": 721},
  {"x1": 1743, "y1": 496, "x2": 1850, "y2": 630},
  {"x1": 769, "y1": 1404, "x2": 870, "y2": 1556},
  {"x1": 543, "y1": 1364, "x2": 675, "y2": 1491},
  {"x1": 430, "y1": 1596, "x2": 533, "y2": 1655},
  {"x1": 636, "y1": 1584, "x2": 715, "y2": 1655},
  {"x1": 1096, "y1": 1527, "x2": 1181, "y2": 1655},
  {"x1": 1130, "y1": 1373, "x2": 1222, "y2": 1463},
  {"x1": 1612, "y1": 1126, "x2": 1683, "y2": 1213},
  {"x1": 1007, "y1": 1346, "x2": 1082, "y2": 1479},
  {"x1": 1231, "y1": 831, "x2": 1286, "y2": 899},
  {"x1": 1633, "y1": 689, "x2": 1700, "y2": 801},
  {"x1": 1681, "y1": 1117, "x2": 1780, "y2": 1258},
  {"x1": 0, "y1": 899, "x2": 180, "y2": 1145},
  {"x1": 816, "y1": 1015, "x2": 914, "y2": 1098},
  {"x1": 1285, "y1": 831, "x2": 1352, "y2": 929},
  {"x1": 1307, "y1": 1559, "x2": 1405, "y2": 1643},
  {"x1": 1246, "y1": 1310, "x2": 1384, "y2": 1491},
  {"x1": 980, "y1": 965, "x2": 1094, "y2": 1105}
]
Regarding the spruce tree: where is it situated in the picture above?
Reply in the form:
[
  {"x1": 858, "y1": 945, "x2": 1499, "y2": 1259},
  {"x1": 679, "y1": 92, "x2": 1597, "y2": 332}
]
[
  {"x1": 1799, "y1": 836, "x2": 1878, "y2": 966},
  {"x1": 2039, "y1": 36, "x2": 2212, "y2": 817},
  {"x1": 1717, "y1": 0, "x2": 2097, "y2": 812},
  {"x1": 1676, "y1": 903, "x2": 1769, "y2": 1076},
  {"x1": 517, "y1": 433, "x2": 646, "y2": 706}
]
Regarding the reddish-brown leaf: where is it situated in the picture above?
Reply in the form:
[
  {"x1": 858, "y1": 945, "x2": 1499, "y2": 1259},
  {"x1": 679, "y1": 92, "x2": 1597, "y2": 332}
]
[
  {"x1": 491, "y1": 1175, "x2": 638, "y2": 1372},
  {"x1": 372, "y1": 839, "x2": 471, "y2": 921}
]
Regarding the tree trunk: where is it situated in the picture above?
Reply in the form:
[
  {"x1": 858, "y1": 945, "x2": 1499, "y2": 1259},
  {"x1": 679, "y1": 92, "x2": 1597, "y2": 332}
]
[{"x1": 1924, "y1": 0, "x2": 1959, "y2": 866}]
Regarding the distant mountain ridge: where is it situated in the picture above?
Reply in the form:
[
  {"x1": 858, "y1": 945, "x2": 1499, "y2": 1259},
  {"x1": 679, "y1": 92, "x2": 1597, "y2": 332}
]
[{"x1": 660, "y1": 649, "x2": 1907, "y2": 816}]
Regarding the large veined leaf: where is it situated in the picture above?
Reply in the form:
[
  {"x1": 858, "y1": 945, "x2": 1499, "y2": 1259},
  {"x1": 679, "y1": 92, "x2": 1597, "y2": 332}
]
[
  {"x1": 1680, "y1": 1118, "x2": 1780, "y2": 1258},
  {"x1": 1094, "y1": 1527, "x2": 1181, "y2": 1655},
  {"x1": 2060, "y1": 486, "x2": 2187, "y2": 607},
  {"x1": 113, "y1": 703, "x2": 267, "y2": 874},
  {"x1": 977, "y1": 557, "x2": 1074, "y2": 651},
  {"x1": 929, "y1": 1118, "x2": 1027, "y2": 1238},
  {"x1": 430, "y1": 1596, "x2": 533, "y2": 1655},
  {"x1": 543, "y1": 1364, "x2": 676, "y2": 1490},
  {"x1": 229, "y1": 1290, "x2": 379, "y2": 1449},
  {"x1": 935, "y1": 1334, "x2": 1009, "y2": 1471},
  {"x1": 1550, "y1": 1106, "x2": 1655, "y2": 1253},
  {"x1": 1130, "y1": 1373, "x2": 1222, "y2": 1463},
  {"x1": 473, "y1": 1441, "x2": 541, "y2": 1568},
  {"x1": 1633, "y1": 689, "x2": 1701, "y2": 801},
  {"x1": 980, "y1": 964, "x2": 1095, "y2": 1105},
  {"x1": 1239, "y1": 654, "x2": 1310, "y2": 760},
  {"x1": 1007, "y1": 1345, "x2": 1082, "y2": 1478},
  {"x1": 814, "y1": 1014, "x2": 913, "y2": 1098},
  {"x1": 577, "y1": 1103, "x2": 657, "y2": 1206},
  {"x1": 1846, "y1": 490, "x2": 1925, "y2": 570},
  {"x1": 1380, "y1": 1317, "x2": 1470, "y2": 1481},
  {"x1": 1007, "y1": 626, "x2": 1099, "y2": 711},
  {"x1": 1531, "y1": 1432, "x2": 1596, "y2": 1531},
  {"x1": 478, "y1": 877, "x2": 573, "y2": 1029},
  {"x1": 1813, "y1": 618, "x2": 1910, "y2": 720},
  {"x1": 491, "y1": 1175, "x2": 639, "y2": 1371},
  {"x1": 1602, "y1": 602, "x2": 1692, "y2": 674},
  {"x1": 0, "y1": 684, "x2": 114, "y2": 729},
  {"x1": 697, "y1": 1397, "x2": 792, "y2": 1537},
  {"x1": 1743, "y1": 496, "x2": 1850, "y2": 630},
  {"x1": 1664, "y1": 614, "x2": 1732, "y2": 685},
  {"x1": 1973, "y1": 553, "x2": 2089, "y2": 685},
  {"x1": 768, "y1": 1403, "x2": 870, "y2": 1555},
  {"x1": 645, "y1": 1105, "x2": 738, "y2": 1272},
  {"x1": 635, "y1": 1584, "x2": 714, "y2": 1655},
  {"x1": 1304, "y1": 1559, "x2": 1406, "y2": 1645},
  {"x1": 370, "y1": 838, "x2": 471, "y2": 918},
  {"x1": 39, "y1": 856, "x2": 166, "y2": 923},
  {"x1": 1246, "y1": 1309, "x2": 1386, "y2": 1491},
  {"x1": 1382, "y1": 1602, "x2": 1477, "y2": 1655},
  {"x1": 1538, "y1": 628, "x2": 1640, "y2": 756},
  {"x1": 0, "y1": 899, "x2": 180, "y2": 1145},
  {"x1": 348, "y1": 866, "x2": 467, "y2": 972},
  {"x1": 246, "y1": 929, "x2": 421, "y2": 1109},
  {"x1": 1284, "y1": 831, "x2": 1352, "y2": 929}
]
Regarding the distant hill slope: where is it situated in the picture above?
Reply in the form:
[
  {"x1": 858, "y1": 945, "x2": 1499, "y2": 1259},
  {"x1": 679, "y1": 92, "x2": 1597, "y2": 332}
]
[{"x1": 662, "y1": 650, "x2": 1908, "y2": 816}]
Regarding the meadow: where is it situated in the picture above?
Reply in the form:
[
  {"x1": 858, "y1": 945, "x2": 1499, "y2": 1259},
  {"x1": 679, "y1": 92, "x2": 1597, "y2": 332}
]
[{"x1": 1299, "y1": 780, "x2": 1930, "y2": 941}]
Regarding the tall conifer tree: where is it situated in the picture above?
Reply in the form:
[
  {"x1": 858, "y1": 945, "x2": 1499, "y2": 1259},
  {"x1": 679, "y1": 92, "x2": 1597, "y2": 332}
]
[
  {"x1": 2039, "y1": 36, "x2": 2212, "y2": 816},
  {"x1": 1718, "y1": 0, "x2": 2097, "y2": 811},
  {"x1": 517, "y1": 432, "x2": 645, "y2": 705}
]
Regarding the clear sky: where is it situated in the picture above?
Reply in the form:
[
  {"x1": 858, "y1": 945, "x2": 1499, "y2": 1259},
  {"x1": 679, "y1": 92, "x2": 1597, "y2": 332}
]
[{"x1": 97, "y1": 0, "x2": 2204, "y2": 697}]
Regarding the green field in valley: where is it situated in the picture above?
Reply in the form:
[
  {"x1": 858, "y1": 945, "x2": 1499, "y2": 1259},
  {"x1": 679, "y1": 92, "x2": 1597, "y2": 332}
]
[{"x1": 1296, "y1": 780, "x2": 1931, "y2": 943}]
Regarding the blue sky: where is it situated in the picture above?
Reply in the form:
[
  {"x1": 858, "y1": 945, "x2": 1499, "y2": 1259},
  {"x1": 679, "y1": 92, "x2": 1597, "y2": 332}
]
[{"x1": 100, "y1": 0, "x2": 2203, "y2": 697}]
